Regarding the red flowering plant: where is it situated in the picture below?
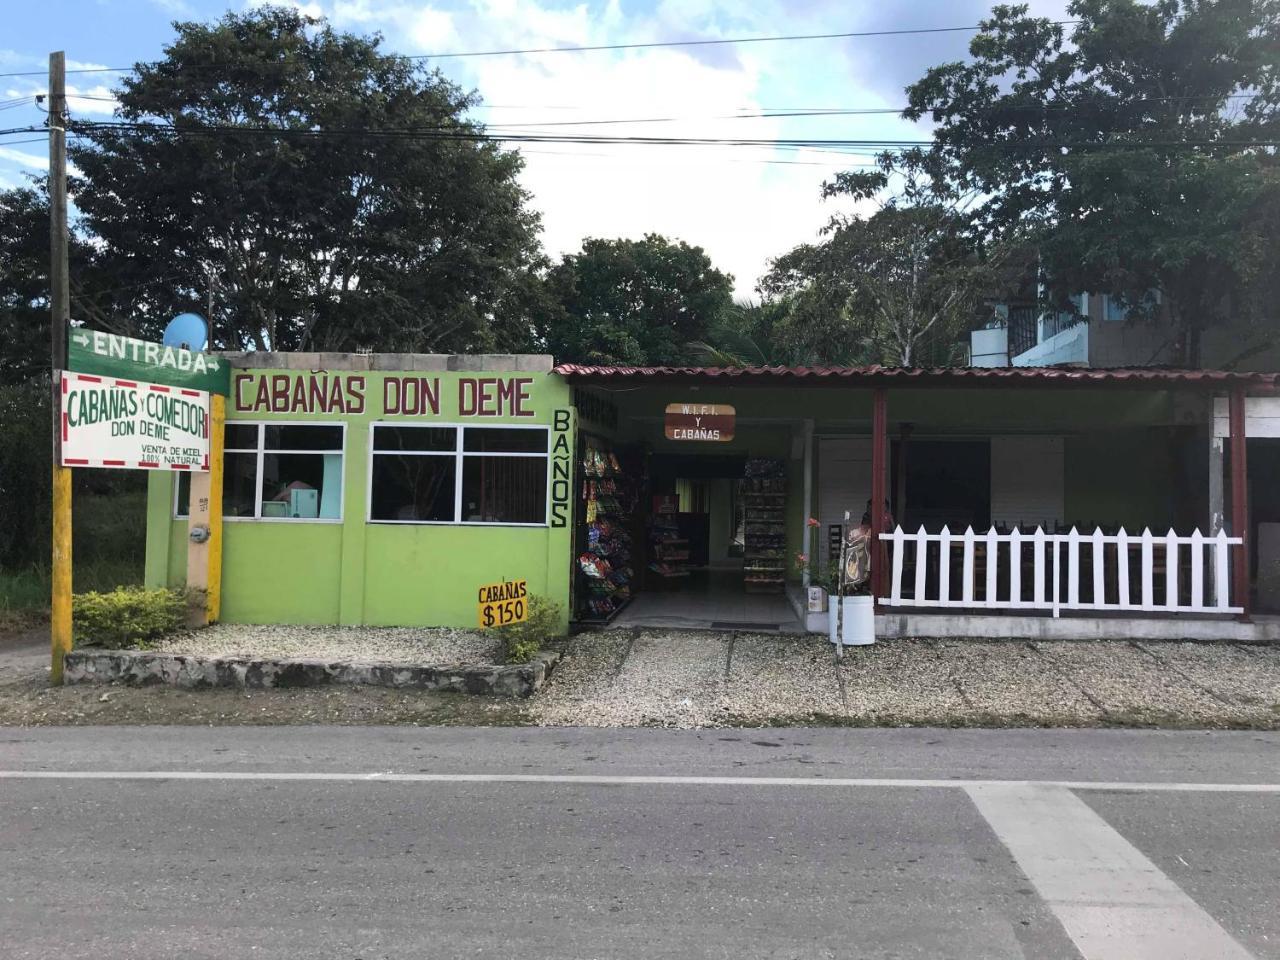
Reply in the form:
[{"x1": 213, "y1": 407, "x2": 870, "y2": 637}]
[{"x1": 794, "y1": 517, "x2": 823, "y2": 581}]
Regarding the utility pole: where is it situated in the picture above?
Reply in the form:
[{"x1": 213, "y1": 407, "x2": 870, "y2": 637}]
[{"x1": 49, "y1": 51, "x2": 72, "y2": 684}]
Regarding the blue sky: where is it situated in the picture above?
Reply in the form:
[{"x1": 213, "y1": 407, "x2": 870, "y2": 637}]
[{"x1": 3, "y1": 0, "x2": 1069, "y2": 294}]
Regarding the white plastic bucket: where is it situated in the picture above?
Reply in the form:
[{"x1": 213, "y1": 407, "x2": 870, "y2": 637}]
[{"x1": 828, "y1": 596, "x2": 876, "y2": 646}]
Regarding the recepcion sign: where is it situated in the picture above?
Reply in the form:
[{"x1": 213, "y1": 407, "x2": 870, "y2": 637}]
[
  {"x1": 59, "y1": 371, "x2": 210, "y2": 471},
  {"x1": 664, "y1": 402, "x2": 736, "y2": 442},
  {"x1": 68, "y1": 327, "x2": 230, "y2": 396},
  {"x1": 477, "y1": 579, "x2": 529, "y2": 628}
]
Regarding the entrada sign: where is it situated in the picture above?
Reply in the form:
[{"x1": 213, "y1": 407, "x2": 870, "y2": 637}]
[
  {"x1": 477, "y1": 579, "x2": 529, "y2": 628},
  {"x1": 59, "y1": 371, "x2": 210, "y2": 471},
  {"x1": 664, "y1": 402, "x2": 736, "y2": 442},
  {"x1": 68, "y1": 327, "x2": 230, "y2": 396}
]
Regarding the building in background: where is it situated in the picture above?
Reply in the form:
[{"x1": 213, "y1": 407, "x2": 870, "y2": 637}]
[{"x1": 970, "y1": 292, "x2": 1280, "y2": 371}]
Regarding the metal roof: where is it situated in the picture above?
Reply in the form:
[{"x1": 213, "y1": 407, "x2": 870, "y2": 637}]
[{"x1": 554, "y1": 363, "x2": 1279, "y2": 390}]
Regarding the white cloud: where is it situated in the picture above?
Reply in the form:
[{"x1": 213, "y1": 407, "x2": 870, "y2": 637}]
[
  {"x1": 246, "y1": 0, "x2": 326, "y2": 17},
  {"x1": 438, "y1": 0, "x2": 876, "y2": 294},
  {"x1": 0, "y1": 146, "x2": 48, "y2": 169},
  {"x1": 407, "y1": 8, "x2": 456, "y2": 48},
  {"x1": 18, "y1": 0, "x2": 1040, "y2": 295},
  {"x1": 66, "y1": 83, "x2": 120, "y2": 116}
]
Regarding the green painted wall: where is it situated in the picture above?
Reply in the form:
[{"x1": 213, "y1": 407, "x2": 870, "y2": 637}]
[
  {"x1": 147, "y1": 367, "x2": 574, "y2": 629},
  {"x1": 223, "y1": 523, "x2": 344, "y2": 623}
]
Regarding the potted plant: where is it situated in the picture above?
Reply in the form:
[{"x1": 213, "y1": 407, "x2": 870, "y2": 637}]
[
  {"x1": 830, "y1": 576, "x2": 875, "y2": 647},
  {"x1": 798, "y1": 517, "x2": 828, "y2": 615},
  {"x1": 828, "y1": 521, "x2": 875, "y2": 648}
]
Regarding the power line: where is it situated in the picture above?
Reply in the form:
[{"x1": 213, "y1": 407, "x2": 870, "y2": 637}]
[
  {"x1": 0, "y1": 20, "x2": 1081, "y2": 77},
  {"x1": 66, "y1": 119, "x2": 1280, "y2": 150},
  {"x1": 421, "y1": 23, "x2": 1023, "y2": 59},
  {"x1": 472, "y1": 94, "x2": 1267, "y2": 129}
]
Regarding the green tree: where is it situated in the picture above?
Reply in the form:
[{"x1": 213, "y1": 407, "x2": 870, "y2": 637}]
[
  {"x1": 541, "y1": 235, "x2": 734, "y2": 365},
  {"x1": 69, "y1": 7, "x2": 543, "y2": 353},
  {"x1": 758, "y1": 171, "x2": 1007, "y2": 366},
  {"x1": 0, "y1": 187, "x2": 54, "y2": 386},
  {"x1": 0, "y1": 184, "x2": 189, "y2": 384},
  {"x1": 688, "y1": 297, "x2": 874, "y2": 367},
  {"x1": 903, "y1": 0, "x2": 1280, "y2": 366}
]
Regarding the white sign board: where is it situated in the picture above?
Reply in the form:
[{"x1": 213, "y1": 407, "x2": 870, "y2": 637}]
[{"x1": 59, "y1": 370, "x2": 210, "y2": 472}]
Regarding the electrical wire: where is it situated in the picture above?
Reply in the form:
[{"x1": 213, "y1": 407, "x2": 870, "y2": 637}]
[
  {"x1": 0, "y1": 20, "x2": 1083, "y2": 77},
  {"x1": 422, "y1": 23, "x2": 1028, "y2": 59},
  {"x1": 65, "y1": 119, "x2": 1280, "y2": 150}
]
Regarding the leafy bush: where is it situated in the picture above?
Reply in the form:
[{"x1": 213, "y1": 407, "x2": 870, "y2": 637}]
[
  {"x1": 72, "y1": 586, "x2": 186, "y2": 649},
  {"x1": 497, "y1": 595, "x2": 564, "y2": 664}
]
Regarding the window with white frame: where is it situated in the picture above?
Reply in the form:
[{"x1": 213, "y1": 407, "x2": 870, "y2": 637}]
[
  {"x1": 369, "y1": 424, "x2": 548, "y2": 525},
  {"x1": 175, "y1": 422, "x2": 345, "y2": 520}
]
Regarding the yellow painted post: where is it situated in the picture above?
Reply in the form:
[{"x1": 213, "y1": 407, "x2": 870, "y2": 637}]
[
  {"x1": 206, "y1": 393, "x2": 225, "y2": 623},
  {"x1": 50, "y1": 454, "x2": 73, "y2": 685},
  {"x1": 48, "y1": 51, "x2": 72, "y2": 685},
  {"x1": 185, "y1": 393, "x2": 225, "y2": 626}
]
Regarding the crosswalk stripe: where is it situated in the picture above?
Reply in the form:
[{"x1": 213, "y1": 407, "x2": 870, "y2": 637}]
[{"x1": 967, "y1": 783, "x2": 1254, "y2": 960}]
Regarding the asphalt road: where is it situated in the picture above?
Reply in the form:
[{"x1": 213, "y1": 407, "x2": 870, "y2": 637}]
[{"x1": 2, "y1": 727, "x2": 1278, "y2": 960}]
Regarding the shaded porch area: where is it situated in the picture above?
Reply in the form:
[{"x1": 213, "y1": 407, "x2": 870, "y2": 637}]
[{"x1": 561, "y1": 363, "x2": 1276, "y2": 637}]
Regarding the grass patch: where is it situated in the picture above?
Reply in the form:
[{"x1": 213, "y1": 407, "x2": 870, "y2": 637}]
[
  {"x1": 0, "y1": 558, "x2": 146, "y2": 615},
  {"x1": 0, "y1": 488, "x2": 148, "y2": 616}
]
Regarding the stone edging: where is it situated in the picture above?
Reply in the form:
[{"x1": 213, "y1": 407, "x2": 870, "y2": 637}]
[{"x1": 63, "y1": 648, "x2": 559, "y2": 698}]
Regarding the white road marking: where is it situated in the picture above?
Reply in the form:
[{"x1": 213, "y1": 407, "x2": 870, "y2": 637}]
[
  {"x1": 0, "y1": 770, "x2": 1277, "y2": 792},
  {"x1": 967, "y1": 783, "x2": 1253, "y2": 960}
]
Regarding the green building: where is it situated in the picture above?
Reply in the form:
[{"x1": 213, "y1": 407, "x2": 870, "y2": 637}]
[{"x1": 147, "y1": 353, "x2": 574, "y2": 629}]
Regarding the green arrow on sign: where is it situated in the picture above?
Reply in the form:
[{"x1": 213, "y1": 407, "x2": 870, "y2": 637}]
[{"x1": 66, "y1": 326, "x2": 230, "y2": 395}]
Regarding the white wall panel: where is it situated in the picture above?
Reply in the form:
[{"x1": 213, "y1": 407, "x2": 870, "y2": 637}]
[{"x1": 817, "y1": 437, "x2": 871, "y2": 564}]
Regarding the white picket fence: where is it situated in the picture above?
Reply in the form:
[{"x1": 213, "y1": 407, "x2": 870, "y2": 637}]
[{"x1": 880, "y1": 526, "x2": 1243, "y2": 616}]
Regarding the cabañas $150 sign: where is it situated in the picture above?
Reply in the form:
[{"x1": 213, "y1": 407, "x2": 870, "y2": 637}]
[
  {"x1": 477, "y1": 579, "x2": 529, "y2": 628},
  {"x1": 59, "y1": 371, "x2": 210, "y2": 471}
]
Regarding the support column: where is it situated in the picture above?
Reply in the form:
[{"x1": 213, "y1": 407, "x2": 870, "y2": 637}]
[
  {"x1": 800, "y1": 419, "x2": 814, "y2": 589},
  {"x1": 870, "y1": 388, "x2": 888, "y2": 606},
  {"x1": 205, "y1": 394, "x2": 225, "y2": 622},
  {"x1": 1229, "y1": 386, "x2": 1250, "y2": 619},
  {"x1": 338, "y1": 420, "x2": 369, "y2": 626},
  {"x1": 185, "y1": 395, "x2": 223, "y2": 625},
  {"x1": 1208, "y1": 430, "x2": 1224, "y2": 604},
  {"x1": 1208, "y1": 435, "x2": 1224, "y2": 536}
]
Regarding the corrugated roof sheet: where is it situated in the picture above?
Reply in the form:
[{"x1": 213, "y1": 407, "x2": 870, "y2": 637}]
[{"x1": 553, "y1": 363, "x2": 1278, "y2": 389}]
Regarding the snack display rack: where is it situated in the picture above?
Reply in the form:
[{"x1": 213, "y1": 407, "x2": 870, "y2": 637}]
[
  {"x1": 647, "y1": 494, "x2": 691, "y2": 587},
  {"x1": 741, "y1": 459, "x2": 787, "y2": 594},
  {"x1": 575, "y1": 439, "x2": 636, "y2": 623}
]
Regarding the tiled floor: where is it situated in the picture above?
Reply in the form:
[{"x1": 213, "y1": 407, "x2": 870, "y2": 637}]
[{"x1": 611, "y1": 569, "x2": 803, "y2": 633}]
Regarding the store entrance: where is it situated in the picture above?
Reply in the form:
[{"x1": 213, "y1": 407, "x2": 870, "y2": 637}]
[
  {"x1": 574, "y1": 439, "x2": 800, "y2": 631},
  {"x1": 646, "y1": 453, "x2": 746, "y2": 589}
]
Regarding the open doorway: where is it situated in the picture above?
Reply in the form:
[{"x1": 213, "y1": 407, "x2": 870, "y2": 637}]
[
  {"x1": 647, "y1": 454, "x2": 746, "y2": 589},
  {"x1": 611, "y1": 453, "x2": 799, "y2": 631}
]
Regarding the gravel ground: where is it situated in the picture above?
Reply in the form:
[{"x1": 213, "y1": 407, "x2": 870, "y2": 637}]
[
  {"x1": 530, "y1": 632, "x2": 1280, "y2": 729},
  {"x1": 155, "y1": 623, "x2": 501, "y2": 665},
  {"x1": 4, "y1": 624, "x2": 1279, "y2": 729},
  {"x1": 1031, "y1": 640, "x2": 1230, "y2": 725},
  {"x1": 934, "y1": 640, "x2": 1105, "y2": 726}
]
